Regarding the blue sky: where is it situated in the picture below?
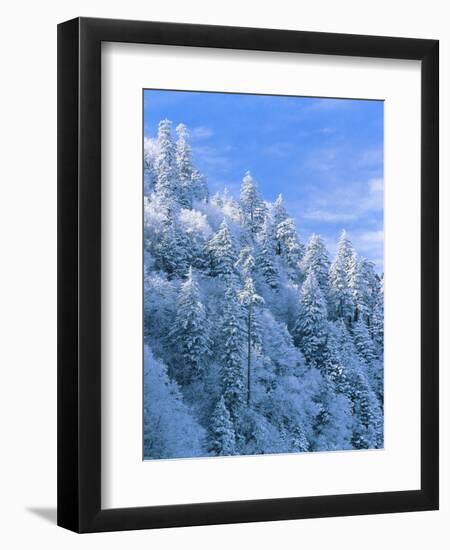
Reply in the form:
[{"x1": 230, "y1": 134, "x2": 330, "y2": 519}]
[{"x1": 144, "y1": 89, "x2": 384, "y2": 271}]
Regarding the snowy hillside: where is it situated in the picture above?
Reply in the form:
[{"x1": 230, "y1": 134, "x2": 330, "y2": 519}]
[{"x1": 143, "y1": 119, "x2": 384, "y2": 459}]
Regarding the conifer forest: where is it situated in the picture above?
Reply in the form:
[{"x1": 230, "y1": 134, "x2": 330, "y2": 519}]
[{"x1": 143, "y1": 115, "x2": 384, "y2": 460}]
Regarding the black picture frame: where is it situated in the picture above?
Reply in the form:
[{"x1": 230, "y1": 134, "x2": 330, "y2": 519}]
[{"x1": 57, "y1": 16, "x2": 439, "y2": 533}]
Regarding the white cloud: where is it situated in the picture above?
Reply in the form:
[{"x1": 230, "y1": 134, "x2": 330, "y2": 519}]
[
  {"x1": 303, "y1": 209, "x2": 357, "y2": 223},
  {"x1": 191, "y1": 126, "x2": 214, "y2": 140},
  {"x1": 263, "y1": 142, "x2": 293, "y2": 158},
  {"x1": 359, "y1": 230, "x2": 384, "y2": 243},
  {"x1": 302, "y1": 177, "x2": 384, "y2": 223},
  {"x1": 369, "y1": 177, "x2": 384, "y2": 193},
  {"x1": 358, "y1": 147, "x2": 383, "y2": 168},
  {"x1": 306, "y1": 98, "x2": 350, "y2": 112},
  {"x1": 320, "y1": 127, "x2": 336, "y2": 135},
  {"x1": 192, "y1": 145, "x2": 230, "y2": 170}
]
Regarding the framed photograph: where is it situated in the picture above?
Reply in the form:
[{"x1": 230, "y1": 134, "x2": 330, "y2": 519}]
[{"x1": 57, "y1": 17, "x2": 439, "y2": 533}]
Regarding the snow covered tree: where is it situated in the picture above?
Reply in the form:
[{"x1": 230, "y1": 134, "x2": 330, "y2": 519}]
[
  {"x1": 143, "y1": 346, "x2": 206, "y2": 459},
  {"x1": 300, "y1": 234, "x2": 331, "y2": 300},
  {"x1": 205, "y1": 219, "x2": 238, "y2": 280},
  {"x1": 235, "y1": 245, "x2": 255, "y2": 277},
  {"x1": 239, "y1": 171, "x2": 267, "y2": 236},
  {"x1": 293, "y1": 272, "x2": 328, "y2": 367},
  {"x1": 191, "y1": 168, "x2": 209, "y2": 203},
  {"x1": 175, "y1": 123, "x2": 208, "y2": 207},
  {"x1": 371, "y1": 275, "x2": 384, "y2": 353},
  {"x1": 238, "y1": 276, "x2": 265, "y2": 405},
  {"x1": 329, "y1": 230, "x2": 355, "y2": 323},
  {"x1": 257, "y1": 217, "x2": 279, "y2": 288},
  {"x1": 155, "y1": 215, "x2": 188, "y2": 278},
  {"x1": 144, "y1": 142, "x2": 157, "y2": 196},
  {"x1": 208, "y1": 396, "x2": 237, "y2": 456},
  {"x1": 154, "y1": 119, "x2": 179, "y2": 204},
  {"x1": 175, "y1": 123, "x2": 194, "y2": 208},
  {"x1": 275, "y1": 218, "x2": 303, "y2": 277},
  {"x1": 352, "y1": 318, "x2": 377, "y2": 364},
  {"x1": 219, "y1": 285, "x2": 246, "y2": 420},
  {"x1": 272, "y1": 193, "x2": 288, "y2": 232},
  {"x1": 348, "y1": 253, "x2": 378, "y2": 323},
  {"x1": 170, "y1": 267, "x2": 210, "y2": 384}
]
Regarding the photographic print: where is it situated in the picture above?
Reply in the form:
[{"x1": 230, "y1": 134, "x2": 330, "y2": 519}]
[{"x1": 143, "y1": 90, "x2": 384, "y2": 460}]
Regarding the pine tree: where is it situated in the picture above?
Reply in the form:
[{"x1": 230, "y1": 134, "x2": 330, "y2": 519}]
[
  {"x1": 238, "y1": 277, "x2": 264, "y2": 405},
  {"x1": 239, "y1": 171, "x2": 267, "y2": 236},
  {"x1": 191, "y1": 168, "x2": 209, "y2": 203},
  {"x1": 205, "y1": 219, "x2": 238, "y2": 280},
  {"x1": 329, "y1": 230, "x2": 355, "y2": 323},
  {"x1": 275, "y1": 218, "x2": 303, "y2": 277},
  {"x1": 272, "y1": 194, "x2": 288, "y2": 231},
  {"x1": 155, "y1": 215, "x2": 188, "y2": 278},
  {"x1": 257, "y1": 217, "x2": 279, "y2": 288},
  {"x1": 321, "y1": 322, "x2": 349, "y2": 393},
  {"x1": 235, "y1": 245, "x2": 255, "y2": 277},
  {"x1": 208, "y1": 396, "x2": 237, "y2": 456},
  {"x1": 371, "y1": 275, "x2": 384, "y2": 353},
  {"x1": 348, "y1": 253, "x2": 377, "y2": 323},
  {"x1": 175, "y1": 123, "x2": 194, "y2": 208},
  {"x1": 333, "y1": 320, "x2": 383, "y2": 449},
  {"x1": 154, "y1": 119, "x2": 179, "y2": 204},
  {"x1": 144, "y1": 147, "x2": 156, "y2": 196},
  {"x1": 353, "y1": 318, "x2": 383, "y2": 404},
  {"x1": 170, "y1": 267, "x2": 210, "y2": 384},
  {"x1": 352, "y1": 319, "x2": 377, "y2": 364},
  {"x1": 300, "y1": 234, "x2": 331, "y2": 299},
  {"x1": 293, "y1": 272, "x2": 328, "y2": 367},
  {"x1": 219, "y1": 285, "x2": 246, "y2": 420}
]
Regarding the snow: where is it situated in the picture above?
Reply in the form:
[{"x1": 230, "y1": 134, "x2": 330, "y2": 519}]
[{"x1": 143, "y1": 119, "x2": 384, "y2": 460}]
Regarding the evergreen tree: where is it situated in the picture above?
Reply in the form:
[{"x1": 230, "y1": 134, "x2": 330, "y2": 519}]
[
  {"x1": 272, "y1": 193, "x2": 288, "y2": 231},
  {"x1": 205, "y1": 219, "x2": 238, "y2": 280},
  {"x1": 257, "y1": 217, "x2": 279, "y2": 288},
  {"x1": 154, "y1": 119, "x2": 179, "y2": 204},
  {"x1": 155, "y1": 215, "x2": 188, "y2": 278},
  {"x1": 208, "y1": 396, "x2": 237, "y2": 456},
  {"x1": 300, "y1": 234, "x2": 331, "y2": 299},
  {"x1": 175, "y1": 123, "x2": 194, "y2": 208},
  {"x1": 170, "y1": 267, "x2": 210, "y2": 384},
  {"x1": 144, "y1": 147, "x2": 156, "y2": 196},
  {"x1": 371, "y1": 275, "x2": 384, "y2": 353},
  {"x1": 329, "y1": 230, "x2": 355, "y2": 323},
  {"x1": 276, "y1": 218, "x2": 303, "y2": 277},
  {"x1": 235, "y1": 245, "x2": 255, "y2": 277},
  {"x1": 352, "y1": 319, "x2": 377, "y2": 364},
  {"x1": 239, "y1": 171, "x2": 267, "y2": 236},
  {"x1": 293, "y1": 272, "x2": 328, "y2": 367},
  {"x1": 238, "y1": 277, "x2": 264, "y2": 405},
  {"x1": 348, "y1": 253, "x2": 377, "y2": 323},
  {"x1": 143, "y1": 346, "x2": 206, "y2": 459},
  {"x1": 333, "y1": 320, "x2": 383, "y2": 448},
  {"x1": 219, "y1": 285, "x2": 246, "y2": 420},
  {"x1": 191, "y1": 168, "x2": 209, "y2": 203}
]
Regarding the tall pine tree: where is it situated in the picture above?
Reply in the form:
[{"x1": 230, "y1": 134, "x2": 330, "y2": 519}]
[
  {"x1": 300, "y1": 234, "x2": 331, "y2": 300},
  {"x1": 205, "y1": 219, "x2": 238, "y2": 280},
  {"x1": 239, "y1": 171, "x2": 267, "y2": 236},
  {"x1": 238, "y1": 276, "x2": 264, "y2": 405},
  {"x1": 219, "y1": 284, "x2": 246, "y2": 420},
  {"x1": 293, "y1": 272, "x2": 328, "y2": 367},
  {"x1": 329, "y1": 230, "x2": 355, "y2": 323},
  {"x1": 208, "y1": 396, "x2": 237, "y2": 456},
  {"x1": 170, "y1": 267, "x2": 210, "y2": 384}
]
